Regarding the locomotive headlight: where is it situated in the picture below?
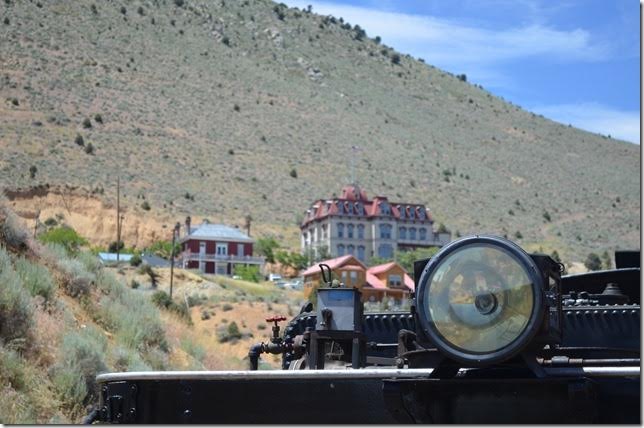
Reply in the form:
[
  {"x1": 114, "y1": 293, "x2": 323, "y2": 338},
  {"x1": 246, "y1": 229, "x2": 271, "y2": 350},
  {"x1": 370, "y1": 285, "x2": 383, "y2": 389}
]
[{"x1": 416, "y1": 236, "x2": 546, "y2": 366}]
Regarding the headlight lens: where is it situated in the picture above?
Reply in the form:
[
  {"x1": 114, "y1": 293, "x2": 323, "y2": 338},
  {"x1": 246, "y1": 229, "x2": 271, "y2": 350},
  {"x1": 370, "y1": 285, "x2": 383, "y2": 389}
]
[{"x1": 417, "y1": 236, "x2": 544, "y2": 365}]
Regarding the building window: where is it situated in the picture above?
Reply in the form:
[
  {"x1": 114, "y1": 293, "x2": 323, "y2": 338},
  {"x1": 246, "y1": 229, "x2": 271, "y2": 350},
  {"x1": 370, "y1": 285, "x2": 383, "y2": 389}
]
[
  {"x1": 418, "y1": 208, "x2": 426, "y2": 220},
  {"x1": 380, "y1": 202, "x2": 391, "y2": 216},
  {"x1": 419, "y1": 228, "x2": 427, "y2": 240},
  {"x1": 409, "y1": 209, "x2": 415, "y2": 220},
  {"x1": 337, "y1": 223, "x2": 344, "y2": 238},
  {"x1": 356, "y1": 203, "x2": 364, "y2": 215},
  {"x1": 347, "y1": 244, "x2": 355, "y2": 255},
  {"x1": 337, "y1": 202, "x2": 344, "y2": 214},
  {"x1": 216, "y1": 243, "x2": 228, "y2": 255},
  {"x1": 357, "y1": 245, "x2": 365, "y2": 261},
  {"x1": 357, "y1": 224, "x2": 365, "y2": 239},
  {"x1": 350, "y1": 271, "x2": 358, "y2": 285},
  {"x1": 379, "y1": 224, "x2": 392, "y2": 239},
  {"x1": 341, "y1": 271, "x2": 348, "y2": 284},
  {"x1": 337, "y1": 244, "x2": 345, "y2": 256},
  {"x1": 347, "y1": 202, "x2": 353, "y2": 214},
  {"x1": 399, "y1": 227, "x2": 407, "y2": 240},
  {"x1": 409, "y1": 227, "x2": 417, "y2": 240},
  {"x1": 388, "y1": 274, "x2": 402, "y2": 287},
  {"x1": 347, "y1": 224, "x2": 354, "y2": 239},
  {"x1": 378, "y1": 244, "x2": 393, "y2": 259}
]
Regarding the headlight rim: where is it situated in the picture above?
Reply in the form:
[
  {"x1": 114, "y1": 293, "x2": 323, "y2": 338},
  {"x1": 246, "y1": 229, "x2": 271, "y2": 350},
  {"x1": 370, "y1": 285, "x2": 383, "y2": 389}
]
[{"x1": 416, "y1": 235, "x2": 545, "y2": 366}]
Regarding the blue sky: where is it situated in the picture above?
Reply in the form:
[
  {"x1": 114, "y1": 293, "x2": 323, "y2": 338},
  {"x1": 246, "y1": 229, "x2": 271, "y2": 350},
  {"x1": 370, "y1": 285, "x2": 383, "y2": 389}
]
[{"x1": 284, "y1": 0, "x2": 640, "y2": 144}]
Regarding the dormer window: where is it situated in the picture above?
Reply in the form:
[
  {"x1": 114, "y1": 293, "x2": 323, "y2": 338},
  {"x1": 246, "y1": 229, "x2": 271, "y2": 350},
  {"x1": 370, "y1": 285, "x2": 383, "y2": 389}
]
[
  {"x1": 337, "y1": 202, "x2": 344, "y2": 214},
  {"x1": 409, "y1": 208, "x2": 415, "y2": 220},
  {"x1": 356, "y1": 202, "x2": 364, "y2": 215},
  {"x1": 418, "y1": 207, "x2": 426, "y2": 220},
  {"x1": 380, "y1": 202, "x2": 391, "y2": 216},
  {"x1": 347, "y1": 202, "x2": 353, "y2": 214},
  {"x1": 398, "y1": 205, "x2": 405, "y2": 219}
]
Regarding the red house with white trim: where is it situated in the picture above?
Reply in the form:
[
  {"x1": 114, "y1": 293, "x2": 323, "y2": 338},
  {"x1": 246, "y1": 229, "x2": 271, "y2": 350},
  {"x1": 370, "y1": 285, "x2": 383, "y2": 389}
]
[{"x1": 179, "y1": 220, "x2": 264, "y2": 275}]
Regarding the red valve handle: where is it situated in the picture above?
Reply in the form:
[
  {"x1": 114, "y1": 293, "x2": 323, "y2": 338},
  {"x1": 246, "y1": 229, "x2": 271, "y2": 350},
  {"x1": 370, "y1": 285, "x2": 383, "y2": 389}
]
[{"x1": 265, "y1": 316, "x2": 287, "y2": 323}]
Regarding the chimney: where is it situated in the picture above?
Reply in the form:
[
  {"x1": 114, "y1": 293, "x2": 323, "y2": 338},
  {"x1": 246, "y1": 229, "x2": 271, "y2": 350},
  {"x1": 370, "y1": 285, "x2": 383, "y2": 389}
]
[{"x1": 185, "y1": 216, "x2": 191, "y2": 237}]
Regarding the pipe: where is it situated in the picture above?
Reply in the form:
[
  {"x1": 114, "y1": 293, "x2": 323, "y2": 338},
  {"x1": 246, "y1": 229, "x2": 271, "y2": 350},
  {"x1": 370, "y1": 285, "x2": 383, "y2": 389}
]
[
  {"x1": 248, "y1": 343, "x2": 263, "y2": 371},
  {"x1": 97, "y1": 366, "x2": 641, "y2": 382},
  {"x1": 82, "y1": 407, "x2": 98, "y2": 425}
]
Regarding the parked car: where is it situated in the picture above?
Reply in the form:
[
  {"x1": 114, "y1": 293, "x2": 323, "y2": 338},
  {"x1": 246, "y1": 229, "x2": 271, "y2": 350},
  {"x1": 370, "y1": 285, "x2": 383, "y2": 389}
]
[
  {"x1": 284, "y1": 279, "x2": 303, "y2": 290},
  {"x1": 268, "y1": 273, "x2": 283, "y2": 282}
]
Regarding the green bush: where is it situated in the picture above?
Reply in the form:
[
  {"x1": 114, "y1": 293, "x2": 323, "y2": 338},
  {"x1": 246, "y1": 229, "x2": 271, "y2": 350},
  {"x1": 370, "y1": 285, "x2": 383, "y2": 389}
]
[
  {"x1": 151, "y1": 290, "x2": 172, "y2": 308},
  {"x1": 38, "y1": 226, "x2": 88, "y2": 254},
  {"x1": 129, "y1": 254, "x2": 142, "y2": 267},
  {"x1": 584, "y1": 253, "x2": 602, "y2": 271},
  {"x1": 234, "y1": 265, "x2": 260, "y2": 283},
  {"x1": 74, "y1": 134, "x2": 84, "y2": 146},
  {"x1": 289, "y1": 168, "x2": 297, "y2": 178},
  {"x1": 0, "y1": 248, "x2": 33, "y2": 343},
  {"x1": 84, "y1": 143, "x2": 94, "y2": 155},
  {"x1": 14, "y1": 257, "x2": 54, "y2": 302},
  {"x1": 180, "y1": 337, "x2": 206, "y2": 362},
  {"x1": 141, "y1": 201, "x2": 151, "y2": 211},
  {"x1": 222, "y1": 303, "x2": 233, "y2": 312},
  {"x1": 82, "y1": 118, "x2": 92, "y2": 129}
]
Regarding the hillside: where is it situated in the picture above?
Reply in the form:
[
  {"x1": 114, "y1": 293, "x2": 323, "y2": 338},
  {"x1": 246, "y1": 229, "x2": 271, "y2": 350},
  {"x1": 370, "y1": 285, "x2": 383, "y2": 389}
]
[
  {"x1": 0, "y1": 0, "x2": 639, "y2": 262},
  {"x1": 0, "y1": 198, "x2": 304, "y2": 423}
]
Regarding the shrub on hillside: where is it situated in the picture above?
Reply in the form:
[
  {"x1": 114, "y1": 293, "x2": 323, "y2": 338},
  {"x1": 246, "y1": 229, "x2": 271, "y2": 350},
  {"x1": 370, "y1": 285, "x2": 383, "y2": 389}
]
[
  {"x1": 38, "y1": 226, "x2": 88, "y2": 254},
  {"x1": 151, "y1": 290, "x2": 191, "y2": 322},
  {"x1": 51, "y1": 327, "x2": 107, "y2": 413},
  {"x1": 129, "y1": 253, "x2": 142, "y2": 266},
  {"x1": 82, "y1": 118, "x2": 92, "y2": 129},
  {"x1": 1, "y1": 209, "x2": 29, "y2": 251},
  {"x1": 15, "y1": 257, "x2": 55, "y2": 302},
  {"x1": 289, "y1": 168, "x2": 297, "y2": 178},
  {"x1": 139, "y1": 264, "x2": 160, "y2": 288},
  {"x1": 584, "y1": 253, "x2": 602, "y2": 271},
  {"x1": 84, "y1": 143, "x2": 94, "y2": 154},
  {"x1": 141, "y1": 201, "x2": 151, "y2": 211},
  {"x1": 0, "y1": 248, "x2": 33, "y2": 344},
  {"x1": 93, "y1": 114, "x2": 103, "y2": 124},
  {"x1": 74, "y1": 134, "x2": 84, "y2": 146},
  {"x1": 58, "y1": 258, "x2": 94, "y2": 298}
]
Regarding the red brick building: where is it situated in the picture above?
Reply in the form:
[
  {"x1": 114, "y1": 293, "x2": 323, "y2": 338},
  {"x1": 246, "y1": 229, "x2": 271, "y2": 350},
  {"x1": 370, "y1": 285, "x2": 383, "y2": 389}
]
[{"x1": 180, "y1": 221, "x2": 264, "y2": 275}]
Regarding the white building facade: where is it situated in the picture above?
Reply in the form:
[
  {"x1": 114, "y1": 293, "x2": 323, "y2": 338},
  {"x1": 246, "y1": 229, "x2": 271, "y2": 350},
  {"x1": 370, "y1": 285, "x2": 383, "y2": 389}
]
[{"x1": 301, "y1": 185, "x2": 451, "y2": 263}]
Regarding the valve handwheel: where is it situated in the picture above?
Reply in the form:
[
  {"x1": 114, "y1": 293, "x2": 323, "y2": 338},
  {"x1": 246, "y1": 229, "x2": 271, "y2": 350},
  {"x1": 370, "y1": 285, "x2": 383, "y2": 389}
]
[{"x1": 265, "y1": 316, "x2": 287, "y2": 323}]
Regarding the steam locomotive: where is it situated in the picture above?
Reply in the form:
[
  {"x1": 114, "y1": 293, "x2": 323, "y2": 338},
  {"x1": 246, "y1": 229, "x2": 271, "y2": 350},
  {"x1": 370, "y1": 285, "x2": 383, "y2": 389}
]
[{"x1": 92, "y1": 236, "x2": 640, "y2": 424}]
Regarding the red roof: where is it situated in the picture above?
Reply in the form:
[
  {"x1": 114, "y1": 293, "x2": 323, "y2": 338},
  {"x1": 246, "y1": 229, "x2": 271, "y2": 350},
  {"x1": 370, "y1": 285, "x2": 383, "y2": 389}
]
[
  {"x1": 301, "y1": 254, "x2": 366, "y2": 277},
  {"x1": 301, "y1": 185, "x2": 434, "y2": 227},
  {"x1": 366, "y1": 262, "x2": 415, "y2": 292}
]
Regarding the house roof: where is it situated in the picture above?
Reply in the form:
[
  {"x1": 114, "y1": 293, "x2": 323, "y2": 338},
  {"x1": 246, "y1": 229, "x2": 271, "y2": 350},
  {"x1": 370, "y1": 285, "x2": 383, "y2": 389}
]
[
  {"x1": 301, "y1": 254, "x2": 365, "y2": 277},
  {"x1": 366, "y1": 262, "x2": 415, "y2": 292},
  {"x1": 180, "y1": 223, "x2": 253, "y2": 243},
  {"x1": 301, "y1": 184, "x2": 435, "y2": 228},
  {"x1": 98, "y1": 252, "x2": 133, "y2": 262}
]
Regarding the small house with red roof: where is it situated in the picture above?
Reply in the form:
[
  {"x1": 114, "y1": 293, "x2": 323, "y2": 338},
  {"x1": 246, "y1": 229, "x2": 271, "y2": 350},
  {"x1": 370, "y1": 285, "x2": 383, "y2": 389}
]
[
  {"x1": 300, "y1": 184, "x2": 450, "y2": 264},
  {"x1": 363, "y1": 262, "x2": 415, "y2": 302},
  {"x1": 302, "y1": 255, "x2": 414, "y2": 304},
  {"x1": 302, "y1": 254, "x2": 366, "y2": 298}
]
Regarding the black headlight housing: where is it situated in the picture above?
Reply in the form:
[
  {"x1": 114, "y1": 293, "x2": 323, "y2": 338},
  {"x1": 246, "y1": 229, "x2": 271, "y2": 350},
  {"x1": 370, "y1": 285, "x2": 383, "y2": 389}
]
[{"x1": 414, "y1": 235, "x2": 562, "y2": 367}]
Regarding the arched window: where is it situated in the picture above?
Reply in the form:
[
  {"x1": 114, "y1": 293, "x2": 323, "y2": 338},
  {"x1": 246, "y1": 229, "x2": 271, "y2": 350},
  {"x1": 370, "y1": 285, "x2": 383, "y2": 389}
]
[
  {"x1": 379, "y1": 224, "x2": 392, "y2": 239},
  {"x1": 398, "y1": 205, "x2": 405, "y2": 219},
  {"x1": 347, "y1": 202, "x2": 353, "y2": 214},
  {"x1": 337, "y1": 244, "x2": 345, "y2": 256},
  {"x1": 347, "y1": 244, "x2": 355, "y2": 255},
  {"x1": 409, "y1": 227, "x2": 417, "y2": 240},
  {"x1": 409, "y1": 208, "x2": 415, "y2": 219},
  {"x1": 347, "y1": 224, "x2": 354, "y2": 239},
  {"x1": 418, "y1": 207, "x2": 426, "y2": 220},
  {"x1": 337, "y1": 223, "x2": 344, "y2": 238},
  {"x1": 337, "y1": 202, "x2": 344, "y2": 214},
  {"x1": 399, "y1": 227, "x2": 407, "y2": 240},
  {"x1": 419, "y1": 228, "x2": 427, "y2": 240},
  {"x1": 380, "y1": 202, "x2": 391, "y2": 216},
  {"x1": 357, "y1": 224, "x2": 365, "y2": 239},
  {"x1": 357, "y1": 245, "x2": 365, "y2": 261}
]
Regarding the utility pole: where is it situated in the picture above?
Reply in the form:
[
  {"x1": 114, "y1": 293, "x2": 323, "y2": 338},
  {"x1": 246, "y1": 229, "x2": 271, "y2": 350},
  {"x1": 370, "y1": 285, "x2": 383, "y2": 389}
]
[
  {"x1": 116, "y1": 176, "x2": 120, "y2": 262},
  {"x1": 244, "y1": 214, "x2": 252, "y2": 237},
  {"x1": 169, "y1": 222, "x2": 180, "y2": 299}
]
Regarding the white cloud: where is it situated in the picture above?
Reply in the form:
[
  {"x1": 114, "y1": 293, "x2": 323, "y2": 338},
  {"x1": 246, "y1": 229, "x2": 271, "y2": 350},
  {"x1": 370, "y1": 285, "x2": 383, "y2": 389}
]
[
  {"x1": 531, "y1": 103, "x2": 640, "y2": 144},
  {"x1": 284, "y1": 0, "x2": 607, "y2": 66}
]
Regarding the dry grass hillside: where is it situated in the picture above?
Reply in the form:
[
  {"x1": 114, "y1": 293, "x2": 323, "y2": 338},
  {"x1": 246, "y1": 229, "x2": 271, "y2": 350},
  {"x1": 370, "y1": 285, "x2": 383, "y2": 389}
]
[
  {"x1": 0, "y1": 0, "x2": 639, "y2": 262},
  {"x1": 0, "y1": 199, "x2": 304, "y2": 423}
]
